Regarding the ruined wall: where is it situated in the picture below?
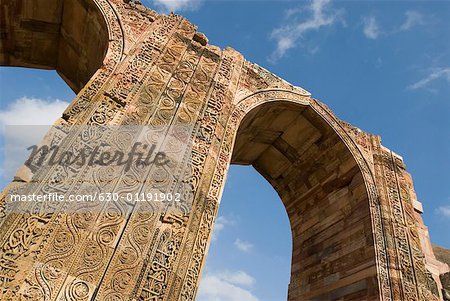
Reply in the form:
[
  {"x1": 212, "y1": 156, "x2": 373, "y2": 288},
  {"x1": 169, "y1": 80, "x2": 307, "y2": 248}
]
[{"x1": 0, "y1": 0, "x2": 447, "y2": 300}]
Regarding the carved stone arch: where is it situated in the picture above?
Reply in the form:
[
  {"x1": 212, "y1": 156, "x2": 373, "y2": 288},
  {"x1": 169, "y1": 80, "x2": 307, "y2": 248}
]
[
  {"x1": 0, "y1": 0, "x2": 126, "y2": 125},
  {"x1": 235, "y1": 90, "x2": 391, "y2": 296},
  {"x1": 0, "y1": 0, "x2": 124, "y2": 91},
  {"x1": 180, "y1": 88, "x2": 443, "y2": 301},
  {"x1": 183, "y1": 89, "x2": 389, "y2": 300},
  {"x1": 0, "y1": 2, "x2": 447, "y2": 300}
]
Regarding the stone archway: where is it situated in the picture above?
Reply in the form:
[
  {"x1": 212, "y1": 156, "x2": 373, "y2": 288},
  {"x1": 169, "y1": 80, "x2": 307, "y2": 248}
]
[
  {"x1": 174, "y1": 88, "x2": 444, "y2": 301},
  {"x1": 188, "y1": 90, "x2": 387, "y2": 300},
  {"x1": 0, "y1": 1, "x2": 447, "y2": 300},
  {"x1": 1, "y1": 0, "x2": 111, "y2": 92},
  {"x1": 231, "y1": 98, "x2": 379, "y2": 300}
]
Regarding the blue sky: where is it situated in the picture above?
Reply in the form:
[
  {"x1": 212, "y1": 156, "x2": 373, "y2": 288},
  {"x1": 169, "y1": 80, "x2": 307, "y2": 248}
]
[{"x1": 0, "y1": 0, "x2": 449, "y2": 300}]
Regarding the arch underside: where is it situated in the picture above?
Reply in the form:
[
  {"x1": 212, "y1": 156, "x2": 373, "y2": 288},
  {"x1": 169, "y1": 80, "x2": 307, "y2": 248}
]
[
  {"x1": 0, "y1": 0, "x2": 109, "y2": 93},
  {"x1": 232, "y1": 101, "x2": 379, "y2": 300}
]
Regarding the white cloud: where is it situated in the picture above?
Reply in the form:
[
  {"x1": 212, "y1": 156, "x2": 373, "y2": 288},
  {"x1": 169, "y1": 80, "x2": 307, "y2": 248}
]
[
  {"x1": 226, "y1": 271, "x2": 255, "y2": 287},
  {"x1": 197, "y1": 270, "x2": 258, "y2": 301},
  {"x1": 0, "y1": 97, "x2": 69, "y2": 181},
  {"x1": 211, "y1": 215, "x2": 236, "y2": 241},
  {"x1": 0, "y1": 97, "x2": 68, "y2": 126},
  {"x1": 399, "y1": 11, "x2": 424, "y2": 31},
  {"x1": 363, "y1": 11, "x2": 425, "y2": 40},
  {"x1": 149, "y1": 0, "x2": 200, "y2": 12},
  {"x1": 218, "y1": 270, "x2": 255, "y2": 287},
  {"x1": 363, "y1": 16, "x2": 380, "y2": 39},
  {"x1": 437, "y1": 206, "x2": 450, "y2": 218},
  {"x1": 234, "y1": 238, "x2": 253, "y2": 253},
  {"x1": 408, "y1": 67, "x2": 450, "y2": 90},
  {"x1": 269, "y1": 0, "x2": 344, "y2": 61}
]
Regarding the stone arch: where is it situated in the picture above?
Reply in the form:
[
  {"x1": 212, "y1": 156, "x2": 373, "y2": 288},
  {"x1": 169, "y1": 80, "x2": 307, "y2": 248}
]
[
  {"x1": 0, "y1": 0, "x2": 125, "y2": 126},
  {"x1": 0, "y1": 0, "x2": 120, "y2": 92},
  {"x1": 194, "y1": 89, "x2": 391, "y2": 300},
  {"x1": 0, "y1": 2, "x2": 445, "y2": 299}
]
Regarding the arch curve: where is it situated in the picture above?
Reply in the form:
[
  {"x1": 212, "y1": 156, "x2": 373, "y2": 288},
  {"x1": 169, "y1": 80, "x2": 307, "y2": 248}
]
[
  {"x1": 0, "y1": 0, "x2": 124, "y2": 93},
  {"x1": 209, "y1": 89, "x2": 391, "y2": 300}
]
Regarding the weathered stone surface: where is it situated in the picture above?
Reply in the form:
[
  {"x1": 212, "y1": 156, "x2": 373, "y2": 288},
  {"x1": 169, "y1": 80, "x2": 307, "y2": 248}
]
[
  {"x1": 434, "y1": 245, "x2": 450, "y2": 267},
  {"x1": 433, "y1": 245, "x2": 450, "y2": 297},
  {"x1": 0, "y1": 1, "x2": 447, "y2": 300}
]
